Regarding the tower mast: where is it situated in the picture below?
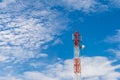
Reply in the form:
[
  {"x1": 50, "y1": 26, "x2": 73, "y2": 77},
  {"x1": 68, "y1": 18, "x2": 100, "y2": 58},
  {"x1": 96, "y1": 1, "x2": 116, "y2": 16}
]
[{"x1": 73, "y1": 31, "x2": 84, "y2": 80}]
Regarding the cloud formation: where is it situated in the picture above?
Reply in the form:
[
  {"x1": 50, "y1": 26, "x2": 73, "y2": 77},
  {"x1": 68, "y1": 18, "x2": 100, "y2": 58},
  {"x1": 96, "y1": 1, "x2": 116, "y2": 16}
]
[
  {"x1": 0, "y1": 0, "x2": 67, "y2": 63},
  {"x1": 106, "y1": 29, "x2": 120, "y2": 58},
  {"x1": 63, "y1": 0, "x2": 108, "y2": 12},
  {"x1": 106, "y1": 30, "x2": 120, "y2": 43},
  {"x1": 109, "y1": 0, "x2": 120, "y2": 8},
  {"x1": 0, "y1": 56, "x2": 120, "y2": 80},
  {"x1": 0, "y1": 0, "x2": 15, "y2": 8}
]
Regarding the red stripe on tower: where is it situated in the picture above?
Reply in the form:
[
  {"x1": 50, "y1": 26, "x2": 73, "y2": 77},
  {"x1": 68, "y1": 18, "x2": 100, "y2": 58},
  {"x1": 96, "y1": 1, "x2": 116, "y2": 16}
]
[{"x1": 73, "y1": 31, "x2": 84, "y2": 80}]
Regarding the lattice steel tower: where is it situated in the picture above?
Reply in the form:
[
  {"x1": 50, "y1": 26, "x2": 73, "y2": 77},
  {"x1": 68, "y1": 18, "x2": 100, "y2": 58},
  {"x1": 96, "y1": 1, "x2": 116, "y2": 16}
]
[{"x1": 72, "y1": 31, "x2": 84, "y2": 80}]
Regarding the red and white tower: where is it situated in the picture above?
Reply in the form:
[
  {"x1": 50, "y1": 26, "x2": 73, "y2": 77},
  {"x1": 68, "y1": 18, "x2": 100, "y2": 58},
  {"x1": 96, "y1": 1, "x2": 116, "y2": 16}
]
[{"x1": 73, "y1": 31, "x2": 84, "y2": 80}]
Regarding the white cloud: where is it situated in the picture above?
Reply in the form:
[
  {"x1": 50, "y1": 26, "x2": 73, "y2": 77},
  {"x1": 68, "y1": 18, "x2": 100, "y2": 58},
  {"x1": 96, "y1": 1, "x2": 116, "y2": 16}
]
[
  {"x1": 38, "y1": 53, "x2": 48, "y2": 58},
  {"x1": 60, "y1": 0, "x2": 108, "y2": 12},
  {"x1": 43, "y1": 0, "x2": 108, "y2": 13},
  {"x1": 23, "y1": 71, "x2": 57, "y2": 80},
  {"x1": 0, "y1": 75, "x2": 22, "y2": 80},
  {"x1": 0, "y1": 55, "x2": 8, "y2": 62},
  {"x1": 107, "y1": 49, "x2": 120, "y2": 58},
  {"x1": 106, "y1": 0, "x2": 120, "y2": 9},
  {"x1": 52, "y1": 38, "x2": 63, "y2": 45},
  {"x1": 0, "y1": 56, "x2": 120, "y2": 80},
  {"x1": 105, "y1": 29, "x2": 120, "y2": 58},
  {"x1": 109, "y1": 0, "x2": 120, "y2": 8},
  {"x1": 82, "y1": 57, "x2": 120, "y2": 79},
  {"x1": 106, "y1": 30, "x2": 120, "y2": 43},
  {"x1": 0, "y1": 0, "x2": 15, "y2": 8},
  {"x1": 0, "y1": 0, "x2": 67, "y2": 63},
  {"x1": 0, "y1": 47, "x2": 37, "y2": 63},
  {"x1": 44, "y1": 56, "x2": 120, "y2": 80},
  {"x1": 37, "y1": 56, "x2": 120, "y2": 80}
]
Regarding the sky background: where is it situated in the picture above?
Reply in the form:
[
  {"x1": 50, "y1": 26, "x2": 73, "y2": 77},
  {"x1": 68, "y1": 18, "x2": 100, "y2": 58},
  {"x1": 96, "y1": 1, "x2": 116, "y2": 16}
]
[{"x1": 0, "y1": 0, "x2": 120, "y2": 80}]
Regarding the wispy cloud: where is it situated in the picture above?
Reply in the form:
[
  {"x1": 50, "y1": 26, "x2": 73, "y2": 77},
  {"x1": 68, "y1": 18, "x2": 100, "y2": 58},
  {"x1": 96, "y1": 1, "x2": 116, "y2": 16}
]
[
  {"x1": 105, "y1": 29, "x2": 120, "y2": 58},
  {"x1": 46, "y1": 0, "x2": 120, "y2": 13},
  {"x1": 109, "y1": 0, "x2": 120, "y2": 8},
  {"x1": 0, "y1": 0, "x2": 67, "y2": 63},
  {"x1": 0, "y1": 0, "x2": 70, "y2": 79},
  {"x1": 107, "y1": 49, "x2": 120, "y2": 58},
  {"x1": 0, "y1": 0, "x2": 15, "y2": 8},
  {"x1": 58, "y1": 0, "x2": 108, "y2": 13},
  {"x1": 105, "y1": 30, "x2": 120, "y2": 43},
  {"x1": 52, "y1": 38, "x2": 63, "y2": 46}
]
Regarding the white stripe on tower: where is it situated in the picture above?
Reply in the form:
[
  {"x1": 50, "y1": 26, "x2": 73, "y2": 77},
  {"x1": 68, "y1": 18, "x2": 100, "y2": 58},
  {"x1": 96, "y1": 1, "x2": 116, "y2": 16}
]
[{"x1": 73, "y1": 31, "x2": 81, "y2": 80}]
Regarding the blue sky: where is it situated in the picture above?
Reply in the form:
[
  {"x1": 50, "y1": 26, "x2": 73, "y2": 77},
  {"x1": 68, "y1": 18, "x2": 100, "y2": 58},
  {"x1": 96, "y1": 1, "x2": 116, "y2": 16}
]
[{"x1": 0, "y1": 0, "x2": 120, "y2": 80}]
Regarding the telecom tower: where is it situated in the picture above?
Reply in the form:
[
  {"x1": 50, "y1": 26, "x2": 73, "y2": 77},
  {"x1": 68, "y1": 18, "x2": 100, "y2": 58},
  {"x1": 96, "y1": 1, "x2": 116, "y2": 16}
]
[{"x1": 73, "y1": 31, "x2": 84, "y2": 80}]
